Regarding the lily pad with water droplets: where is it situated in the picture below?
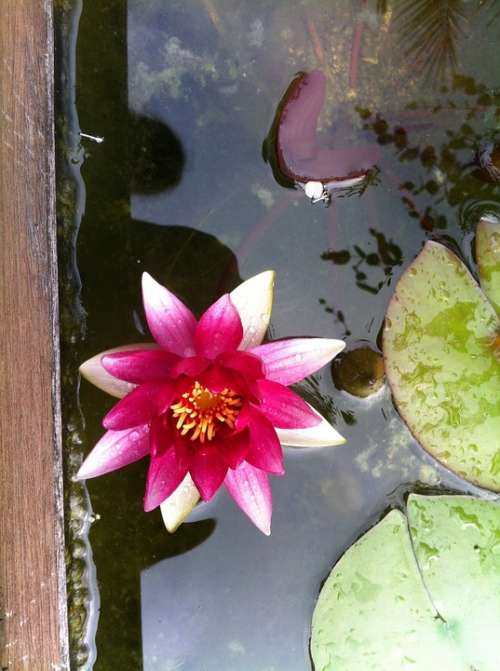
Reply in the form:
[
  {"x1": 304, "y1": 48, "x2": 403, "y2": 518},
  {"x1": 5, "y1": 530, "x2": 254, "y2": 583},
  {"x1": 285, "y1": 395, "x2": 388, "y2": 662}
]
[
  {"x1": 310, "y1": 494, "x2": 500, "y2": 671},
  {"x1": 383, "y1": 240, "x2": 500, "y2": 491},
  {"x1": 477, "y1": 217, "x2": 500, "y2": 315}
]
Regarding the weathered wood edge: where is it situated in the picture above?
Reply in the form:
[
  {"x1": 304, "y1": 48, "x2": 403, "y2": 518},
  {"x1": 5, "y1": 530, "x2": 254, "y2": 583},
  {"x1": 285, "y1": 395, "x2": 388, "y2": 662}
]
[{"x1": 0, "y1": 0, "x2": 69, "y2": 668}]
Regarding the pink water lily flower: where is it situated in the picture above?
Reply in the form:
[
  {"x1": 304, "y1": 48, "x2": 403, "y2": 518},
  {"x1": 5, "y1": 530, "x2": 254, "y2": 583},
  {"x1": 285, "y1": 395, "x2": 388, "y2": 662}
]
[{"x1": 78, "y1": 271, "x2": 345, "y2": 535}]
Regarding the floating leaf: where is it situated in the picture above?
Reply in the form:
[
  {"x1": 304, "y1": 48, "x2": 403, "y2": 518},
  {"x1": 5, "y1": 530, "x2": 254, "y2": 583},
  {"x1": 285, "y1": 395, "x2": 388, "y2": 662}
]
[
  {"x1": 476, "y1": 217, "x2": 500, "y2": 315},
  {"x1": 383, "y1": 241, "x2": 500, "y2": 490},
  {"x1": 409, "y1": 495, "x2": 500, "y2": 670},
  {"x1": 311, "y1": 494, "x2": 500, "y2": 670}
]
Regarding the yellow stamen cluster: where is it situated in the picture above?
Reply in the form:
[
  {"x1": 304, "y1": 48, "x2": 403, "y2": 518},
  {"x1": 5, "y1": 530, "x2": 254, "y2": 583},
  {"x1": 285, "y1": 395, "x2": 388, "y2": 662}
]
[{"x1": 170, "y1": 381, "x2": 242, "y2": 443}]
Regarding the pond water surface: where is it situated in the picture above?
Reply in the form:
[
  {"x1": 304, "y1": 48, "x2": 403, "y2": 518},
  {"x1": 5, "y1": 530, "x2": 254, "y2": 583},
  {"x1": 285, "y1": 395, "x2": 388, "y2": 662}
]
[{"x1": 57, "y1": 1, "x2": 500, "y2": 669}]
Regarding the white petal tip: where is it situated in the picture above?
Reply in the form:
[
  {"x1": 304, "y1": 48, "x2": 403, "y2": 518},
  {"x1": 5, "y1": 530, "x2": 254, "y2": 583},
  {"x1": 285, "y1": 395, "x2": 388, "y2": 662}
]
[
  {"x1": 141, "y1": 271, "x2": 161, "y2": 294},
  {"x1": 328, "y1": 339, "x2": 346, "y2": 357},
  {"x1": 276, "y1": 405, "x2": 347, "y2": 448},
  {"x1": 160, "y1": 475, "x2": 200, "y2": 533},
  {"x1": 75, "y1": 461, "x2": 99, "y2": 480},
  {"x1": 231, "y1": 270, "x2": 276, "y2": 350}
]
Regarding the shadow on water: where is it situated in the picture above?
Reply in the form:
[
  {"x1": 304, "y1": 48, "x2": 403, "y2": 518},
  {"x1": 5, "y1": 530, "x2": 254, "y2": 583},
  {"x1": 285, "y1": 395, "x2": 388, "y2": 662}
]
[
  {"x1": 73, "y1": 1, "x2": 241, "y2": 668},
  {"x1": 63, "y1": 0, "x2": 500, "y2": 669},
  {"x1": 129, "y1": 112, "x2": 185, "y2": 195}
]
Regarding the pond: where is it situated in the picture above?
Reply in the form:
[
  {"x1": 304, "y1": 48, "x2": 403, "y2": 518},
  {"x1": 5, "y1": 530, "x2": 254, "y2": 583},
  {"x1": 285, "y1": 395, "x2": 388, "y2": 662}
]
[{"x1": 56, "y1": 1, "x2": 500, "y2": 669}]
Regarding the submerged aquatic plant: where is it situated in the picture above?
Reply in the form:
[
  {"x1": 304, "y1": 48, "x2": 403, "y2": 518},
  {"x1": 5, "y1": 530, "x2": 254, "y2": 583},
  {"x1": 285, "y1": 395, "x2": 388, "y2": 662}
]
[
  {"x1": 78, "y1": 271, "x2": 345, "y2": 535},
  {"x1": 265, "y1": 70, "x2": 380, "y2": 204}
]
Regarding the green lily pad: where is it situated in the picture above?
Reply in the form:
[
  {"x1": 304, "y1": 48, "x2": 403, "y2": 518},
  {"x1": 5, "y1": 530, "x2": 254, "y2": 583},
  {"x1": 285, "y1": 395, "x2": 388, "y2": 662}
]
[
  {"x1": 477, "y1": 217, "x2": 500, "y2": 315},
  {"x1": 311, "y1": 494, "x2": 500, "y2": 671},
  {"x1": 383, "y1": 240, "x2": 500, "y2": 491},
  {"x1": 409, "y1": 495, "x2": 500, "y2": 670}
]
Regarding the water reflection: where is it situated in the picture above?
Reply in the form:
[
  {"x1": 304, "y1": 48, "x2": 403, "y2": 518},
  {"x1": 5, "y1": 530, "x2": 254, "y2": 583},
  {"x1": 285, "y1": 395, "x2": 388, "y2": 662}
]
[
  {"x1": 68, "y1": 1, "x2": 500, "y2": 669},
  {"x1": 380, "y1": 1, "x2": 500, "y2": 83},
  {"x1": 358, "y1": 73, "x2": 500, "y2": 233},
  {"x1": 129, "y1": 113, "x2": 185, "y2": 194},
  {"x1": 75, "y1": 3, "x2": 242, "y2": 668},
  {"x1": 322, "y1": 227, "x2": 402, "y2": 295}
]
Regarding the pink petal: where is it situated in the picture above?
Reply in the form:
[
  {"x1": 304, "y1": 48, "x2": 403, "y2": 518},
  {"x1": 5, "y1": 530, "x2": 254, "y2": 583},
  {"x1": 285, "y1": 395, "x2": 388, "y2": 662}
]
[
  {"x1": 172, "y1": 355, "x2": 210, "y2": 378},
  {"x1": 217, "y1": 350, "x2": 265, "y2": 380},
  {"x1": 195, "y1": 295, "x2": 243, "y2": 359},
  {"x1": 199, "y1": 364, "x2": 258, "y2": 404},
  {"x1": 219, "y1": 428, "x2": 250, "y2": 469},
  {"x1": 239, "y1": 406, "x2": 284, "y2": 475},
  {"x1": 142, "y1": 272, "x2": 197, "y2": 357},
  {"x1": 224, "y1": 463, "x2": 272, "y2": 535},
  {"x1": 102, "y1": 348, "x2": 179, "y2": 384},
  {"x1": 173, "y1": 432, "x2": 194, "y2": 471},
  {"x1": 77, "y1": 424, "x2": 150, "y2": 479},
  {"x1": 144, "y1": 448, "x2": 187, "y2": 512},
  {"x1": 255, "y1": 379, "x2": 320, "y2": 429},
  {"x1": 149, "y1": 413, "x2": 173, "y2": 458},
  {"x1": 189, "y1": 446, "x2": 228, "y2": 501},
  {"x1": 80, "y1": 344, "x2": 158, "y2": 399},
  {"x1": 251, "y1": 337, "x2": 345, "y2": 385},
  {"x1": 103, "y1": 381, "x2": 176, "y2": 430},
  {"x1": 199, "y1": 364, "x2": 238, "y2": 394}
]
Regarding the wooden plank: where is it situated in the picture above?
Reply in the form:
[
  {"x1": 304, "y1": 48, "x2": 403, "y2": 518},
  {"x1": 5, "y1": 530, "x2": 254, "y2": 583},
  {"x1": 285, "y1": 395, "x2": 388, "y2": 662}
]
[{"x1": 0, "y1": 1, "x2": 69, "y2": 668}]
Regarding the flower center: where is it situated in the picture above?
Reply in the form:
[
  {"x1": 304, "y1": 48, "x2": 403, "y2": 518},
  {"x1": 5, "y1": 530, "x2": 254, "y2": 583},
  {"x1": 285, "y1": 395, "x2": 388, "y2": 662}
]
[{"x1": 170, "y1": 381, "x2": 242, "y2": 443}]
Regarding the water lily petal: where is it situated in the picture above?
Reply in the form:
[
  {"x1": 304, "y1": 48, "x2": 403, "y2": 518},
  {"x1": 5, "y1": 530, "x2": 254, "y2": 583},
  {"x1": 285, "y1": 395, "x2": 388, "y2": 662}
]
[
  {"x1": 251, "y1": 337, "x2": 345, "y2": 385},
  {"x1": 190, "y1": 446, "x2": 228, "y2": 501},
  {"x1": 160, "y1": 474, "x2": 200, "y2": 532},
  {"x1": 220, "y1": 428, "x2": 251, "y2": 469},
  {"x1": 80, "y1": 344, "x2": 160, "y2": 398},
  {"x1": 76, "y1": 424, "x2": 150, "y2": 479},
  {"x1": 256, "y1": 379, "x2": 320, "y2": 428},
  {"x1": 102, "y1": 348, "x2": 179, "y2": 384},
  {"x1": 230, "y1": 270, "x2": 275, "y2": 350},
  {"x1": 217, "y1": 350, "x2": 265, "y2": 380},
  {"x1": 142, "y1": 272, "x2": 197, "y2": 357},
  {"x1": 144, "y1": 447, "x2": 187, "y2": 512},
  {"x1": 103, "y1": 381, "x2": 176, "y2": 430},
  {"x1": 276, "y1": 403, "x2": 346, "y2": 447},
  {"x1": 149, "y1": 412, "x2": 174, "y2": 458},
  {"x1": 195, "y1": 294, "x2": 243, "y2": 358},
  {"x1": 224, "y1": 463, "x2": 272, "y2": 535},
  {"x1": 241, "y1": 406, "x2": 284, "y2": 475},
  {"x1": 172, "y1": 355, "x2": 210, "y2": 378}
]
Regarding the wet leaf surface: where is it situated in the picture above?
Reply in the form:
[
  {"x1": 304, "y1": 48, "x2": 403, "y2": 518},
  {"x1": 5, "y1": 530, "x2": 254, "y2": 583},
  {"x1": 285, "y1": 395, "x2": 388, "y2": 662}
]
[
  {"x1": 383, "y1": 240, "x2": 500, "y2": 490},
  {"x1": 311, "y1": 494, "x2": 500, "y2": 671}
]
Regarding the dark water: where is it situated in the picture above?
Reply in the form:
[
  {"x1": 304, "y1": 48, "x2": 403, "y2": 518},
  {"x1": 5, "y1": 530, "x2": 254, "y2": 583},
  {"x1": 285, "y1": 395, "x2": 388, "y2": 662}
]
[{"x1": 56, "y1": 1, "x2": 500, "y2": 668}]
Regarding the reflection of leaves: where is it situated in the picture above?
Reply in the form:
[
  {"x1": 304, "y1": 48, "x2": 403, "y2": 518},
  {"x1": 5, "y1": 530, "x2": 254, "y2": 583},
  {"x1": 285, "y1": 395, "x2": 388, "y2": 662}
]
[
  {"x1": 481, "y1": 0, "x2": 500, "y2": 27},
  {"x1": 318, "y1": 298, "x2": 351, "y2": 336},
  {"x1": 394, "y1": 0, "x2": 467, "y2": 82},
  {"x1": 358, "y1": 78, "x2": 500, "y2": 232},
  {"x1": 323, "y1": 250, "x2": 350, "y2": 264},
  {"x1": 294, "y1": 375, "x2": 356, "y2": 426},
  {"x1": 322, "y1": 230, "x2": 402, "y2": 295}
]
